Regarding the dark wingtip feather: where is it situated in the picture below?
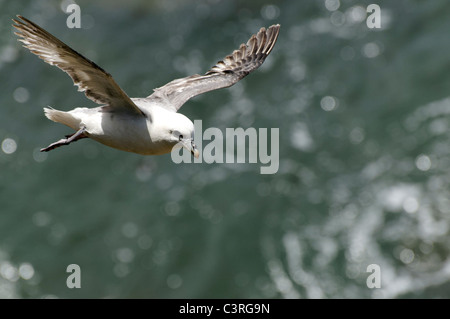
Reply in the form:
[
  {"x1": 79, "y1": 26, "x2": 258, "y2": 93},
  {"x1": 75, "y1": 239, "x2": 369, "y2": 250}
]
[{"x1": 206, "y1": 24, "x2": 280, "y2": 77}]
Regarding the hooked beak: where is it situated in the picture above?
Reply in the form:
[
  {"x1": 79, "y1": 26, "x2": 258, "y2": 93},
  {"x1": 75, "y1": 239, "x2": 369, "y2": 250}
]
[
  {"x1": 191, "y1": 141, "x2": 199, "y2": 158},
  {"x1": 181, "y1": 138, "x2": 199, "y2": 158}
]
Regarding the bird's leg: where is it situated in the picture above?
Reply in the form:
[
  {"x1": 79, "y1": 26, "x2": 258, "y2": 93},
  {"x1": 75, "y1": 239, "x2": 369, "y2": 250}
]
[{"x1": 40, "y1": 126, "x2": 88, "y2": 152}]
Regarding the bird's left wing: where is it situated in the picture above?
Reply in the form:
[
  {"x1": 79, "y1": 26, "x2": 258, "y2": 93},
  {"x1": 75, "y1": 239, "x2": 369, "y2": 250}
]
[
  {"x1": 146, "y1": 24, "x2": 280, "y2": 112},
  {"x1": 13, "y1": 15, "x2": 143, "y2": 115}
]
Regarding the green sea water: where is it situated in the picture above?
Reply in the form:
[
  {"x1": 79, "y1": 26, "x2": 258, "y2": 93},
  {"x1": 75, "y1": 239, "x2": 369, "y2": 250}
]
[{"x1": 1, "y1": 0, "x2": 450, "y2": 298}]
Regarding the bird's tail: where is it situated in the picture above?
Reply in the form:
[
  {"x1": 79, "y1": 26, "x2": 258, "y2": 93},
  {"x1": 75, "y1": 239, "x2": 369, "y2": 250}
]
[{"x1": 43, "y1": 107, "x2": 81, "y2": 130}]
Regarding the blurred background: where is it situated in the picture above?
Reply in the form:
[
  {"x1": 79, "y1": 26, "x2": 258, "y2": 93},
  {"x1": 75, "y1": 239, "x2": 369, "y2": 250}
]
[{"x1": 1, "y1": 0, "x2": 450, "y2": 298}]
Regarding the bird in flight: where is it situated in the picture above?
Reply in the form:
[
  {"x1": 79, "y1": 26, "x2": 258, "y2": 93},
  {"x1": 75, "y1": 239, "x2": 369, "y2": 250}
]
[{"x1": 13, "y1": 15, "x2": 280, "y2": 158}]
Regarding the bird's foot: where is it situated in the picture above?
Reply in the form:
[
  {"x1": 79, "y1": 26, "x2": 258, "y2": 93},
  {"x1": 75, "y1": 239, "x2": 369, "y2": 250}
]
[{"x1": 40, "y1": 126, "x2": 88, "y2": 152}]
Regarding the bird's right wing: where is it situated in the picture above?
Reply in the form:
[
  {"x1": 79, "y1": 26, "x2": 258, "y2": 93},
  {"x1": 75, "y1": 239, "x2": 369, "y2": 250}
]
[
  {"x1": 13, "y1": 15, "x2": 143, "y2": 115},
  {"x1": 146, "y1": 24, "x2": 280, "y2": 112}
]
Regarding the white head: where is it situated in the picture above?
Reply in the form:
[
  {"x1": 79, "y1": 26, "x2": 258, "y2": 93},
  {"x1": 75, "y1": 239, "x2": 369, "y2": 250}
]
[{"x1": 161, "y1": 112, "x2": 199, "y2": 158}]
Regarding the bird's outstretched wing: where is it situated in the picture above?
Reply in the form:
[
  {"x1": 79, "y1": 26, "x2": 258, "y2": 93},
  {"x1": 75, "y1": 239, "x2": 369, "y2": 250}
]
[
  {"x1": 147, "y1": 24, "x2": 280, "y2": 112},
  {"x1": 12, "y1": 15, "x2": 143, "y2": 115}
]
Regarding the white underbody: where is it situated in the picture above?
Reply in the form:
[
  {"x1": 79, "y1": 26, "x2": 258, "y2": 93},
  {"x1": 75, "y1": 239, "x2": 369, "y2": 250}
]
[{"x1": 45, "y1": 99, "x2": 191, "y2": 155}]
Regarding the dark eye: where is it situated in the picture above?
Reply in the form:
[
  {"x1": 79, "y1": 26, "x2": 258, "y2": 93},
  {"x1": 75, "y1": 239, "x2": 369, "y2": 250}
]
[{"x1": 179, "y1": 134, "x2": 183, "y2": 141}]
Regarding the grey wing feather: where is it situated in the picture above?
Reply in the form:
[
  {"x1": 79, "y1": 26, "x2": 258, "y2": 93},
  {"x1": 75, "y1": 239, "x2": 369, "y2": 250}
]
[
  {"x1": 147, "y1": 24, "x2": 280, "y2": 112},
  {"x1": 12, "y1": 15, "x2": 143, "y2": 115}
]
